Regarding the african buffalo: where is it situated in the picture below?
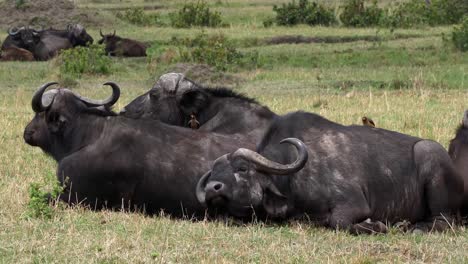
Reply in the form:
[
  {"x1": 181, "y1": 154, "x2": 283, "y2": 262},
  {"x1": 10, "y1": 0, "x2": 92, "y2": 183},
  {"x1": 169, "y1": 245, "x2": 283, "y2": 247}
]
[
  {"x1": 33, "y1": 24, "x2": 93, "y2": 61},
  {"x1": 448, "y1": 110, "x2": 468, "y2": 215},
  {"x1": 1, "y1": 26, "x2": 41, "y2": 51},
  {"x1": 197, "y1": 111, "x2": 463, "y2": 233},
  {"x1": 121, "y1": 73, "x2": 277, "y2": 142},
  {"x1": 0, "y1": 46, "x2": 35, "y2": 61},
  {"x1": 24, "y1": 82, "x2": 251, "y2": 217},
  {"x1": 98, "y1": 30, "x2": 147, "y2": 57}
]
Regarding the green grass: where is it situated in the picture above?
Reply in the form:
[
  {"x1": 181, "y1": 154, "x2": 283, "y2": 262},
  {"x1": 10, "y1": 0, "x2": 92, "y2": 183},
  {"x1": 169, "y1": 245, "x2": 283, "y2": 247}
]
[{"x1": 0, "y1": 0, "x2": 468, "y2": 262}]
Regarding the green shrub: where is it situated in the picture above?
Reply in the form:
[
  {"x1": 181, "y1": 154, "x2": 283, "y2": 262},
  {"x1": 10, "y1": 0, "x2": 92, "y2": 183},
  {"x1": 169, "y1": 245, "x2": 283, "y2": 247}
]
[
  {"x1": 340, "y1": 0, "x2": 384, "y2": 27},
  {"x1": 452, "y1": 16, "x2": 468, "y2": 52},
  {"x1": 15, "y1": 0, "x2": 28, "y2": 9},
  {"x1": 383, "y1": 0, "x2": 467, "y2": 28},
  {"x1": 58, "y1": 44, "x2": 112, "y2": 80},
  {"x1": 272, "y1": 0, "x2": 337, "y2": 26},
  {"x1": 169, "y1": 1, "x2": 223, "y2": 28},
  {"x1": 116, "y1": 8, "x2": 162, "y2": 26},
  {"x1": 178, "y1": 33, "x2": 259, "y2": 71},
  {"x1": 25, "y1": 174, "x2": 63, "y2": 219}
]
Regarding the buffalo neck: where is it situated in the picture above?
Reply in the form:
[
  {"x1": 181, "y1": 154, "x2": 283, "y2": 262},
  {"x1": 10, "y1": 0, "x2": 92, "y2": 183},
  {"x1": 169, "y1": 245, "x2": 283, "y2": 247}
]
[{"x1": 51, "y1": 114, "x2": 107, "y2": 161}]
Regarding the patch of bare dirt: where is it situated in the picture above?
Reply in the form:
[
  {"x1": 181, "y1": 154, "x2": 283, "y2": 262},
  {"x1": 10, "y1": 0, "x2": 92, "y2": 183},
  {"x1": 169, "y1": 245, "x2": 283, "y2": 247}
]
[
  {"x1": 264, "y1": 34, "x2": 422, "y2": 45},
  {"x1": 0, "y1": 0, "x2": 104, "y2": 28},
  {"x1": 168, "y1": 63, "x2": 242, "y2": 87}
]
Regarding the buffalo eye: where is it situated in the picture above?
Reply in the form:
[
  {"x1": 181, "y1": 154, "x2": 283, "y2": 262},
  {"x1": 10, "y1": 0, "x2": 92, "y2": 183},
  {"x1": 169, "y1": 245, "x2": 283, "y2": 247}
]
[
  {"x1": 47, "y1": 112, "x2": 67, "y2": 133},
  {"x1": 47, "y1": 112, "x2": 60, "y2": 123},
  {"x1": 236, "y1": 166, "x2": 249, "y2": 173}
]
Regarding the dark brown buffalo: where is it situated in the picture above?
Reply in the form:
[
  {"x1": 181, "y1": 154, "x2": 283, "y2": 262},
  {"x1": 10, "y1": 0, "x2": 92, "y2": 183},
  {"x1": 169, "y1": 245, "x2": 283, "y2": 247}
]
[
  {"x1": 198, "y1": 111, "x2": 464, "y2": 234},
  {"x1": 23, "y1": 82, "x2": 252, "y2": 217},
  {"x1": 448, "y1": 110, "x2": 468, "y2": 216},
  {"x1": 0, "y1": 46, "x2": 35, "y2": 61},
  {"x1": 98, "y1": 30, "x2": 147, "y2": 57}
]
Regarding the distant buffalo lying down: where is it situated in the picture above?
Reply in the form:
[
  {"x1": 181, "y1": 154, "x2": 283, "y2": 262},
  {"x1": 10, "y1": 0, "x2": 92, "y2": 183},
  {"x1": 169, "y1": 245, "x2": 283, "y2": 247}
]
[
  {"x1": 33, "y1": 24, "x2": 94, "y2": 61},
  {"x1": 98, "y1": 30, "x2": 147, "y2": 57},
  {"x1": 1, "y1": 24, "x2": 93, "y2": 61},
  {"x1": 0, "y1": 46, "x2": 35, "y2": 61},
  {"x1": 197, "y1": 112, "x2": 463, "y2": 234},
  {"x1": 121, "y1": 73, "x2": 277, "y2": 142},
  {"x1": 449, "y1": 110, "x2": 468, "y2": 216},
  {"x1": 23, "y1": 82, "x2": 251, "y2": 217}
]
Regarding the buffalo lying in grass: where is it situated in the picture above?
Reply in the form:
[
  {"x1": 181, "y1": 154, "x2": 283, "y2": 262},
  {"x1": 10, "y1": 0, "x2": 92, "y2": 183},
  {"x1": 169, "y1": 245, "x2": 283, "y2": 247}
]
[
  {"x1": 98, "y1": 30, "x2": 147, "y2": 57},
  {"x1": 1, "y1": 24, "x2": 93, "y2": 61},
  {"x1": 33, "y1": 24, "x2": 93, "y2": 61},
  {"x1": 23, "y1": 82, "x2": 251, "y2": 217},
  {"x1": 0, "y1": 46, "x2": 35, "y2": 61},
  {"x1": 121, "y1": 73, "x2": 277, "y2": 142},
  {"x1": 448, "y1": 110, "x2": 468, "y2": 216},
  {"x1": 197, "y1": 111, "x2": 463, "y2": 234}
]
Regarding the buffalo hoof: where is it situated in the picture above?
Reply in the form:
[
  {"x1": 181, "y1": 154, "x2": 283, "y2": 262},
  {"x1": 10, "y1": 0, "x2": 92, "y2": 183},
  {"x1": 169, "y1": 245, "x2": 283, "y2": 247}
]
[
  {"x1": 410, "y1": 216, "x2": 455, "y2": 233},
  {"x1": 394, "y1": 220, "x2": 411, "y2": 232},
  {"x1": 350, "y1": 219, "x2": 388, "y2": 235}
]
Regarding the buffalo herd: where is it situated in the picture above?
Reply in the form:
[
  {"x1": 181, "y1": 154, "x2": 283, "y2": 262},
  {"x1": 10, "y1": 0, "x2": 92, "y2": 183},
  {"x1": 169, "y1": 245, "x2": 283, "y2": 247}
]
[
  {"x1": 0, "y1": 25, "x2": 147, "y2": 61},
  {"x1": 23, "y1": 73, "x2": 468, "y2": 234}
]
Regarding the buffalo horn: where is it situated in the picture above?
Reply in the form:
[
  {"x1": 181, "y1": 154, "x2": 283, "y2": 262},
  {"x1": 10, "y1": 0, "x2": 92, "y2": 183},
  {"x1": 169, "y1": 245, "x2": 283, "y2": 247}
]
[
  {"x1": 195, "y1": 170, "x2": 212, "y2": 206},
  {"x1": 112, "y1": 30, "x2": 116, "y2": 37},
  {"x1": 72, "y1": 82, "x2": 120, "y2": 107},
  {"x1": 231, "y1": 138, "x2": 308, "y2": 175},
  {"x1": 8, "y1": 27, "x2": 19, "y2": 36},
  {"x1": 99, "y1": 29, "x2": 104, "y2": 37},
  {"x1": 31, "y1": 82, "x2": 59, "y2": 112}
]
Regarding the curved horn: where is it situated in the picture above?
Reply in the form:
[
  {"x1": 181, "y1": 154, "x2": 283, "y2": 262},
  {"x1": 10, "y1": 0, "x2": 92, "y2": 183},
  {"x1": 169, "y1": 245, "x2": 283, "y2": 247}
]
[
  {"x1": 99, "y1": 29, "x2": 104, "y2": 37},
  {"x1": 8, "y1": 27, "x2": 19, "y2": 36},
  {"x1": 71, "y1": 82, "x2": 120, "y2": 107},
  {"x1": 112, "y1": 30, "x2": 116, "y2": 37},
  {"x1": 31, "y1": 82, "x2": 59, "y2": 112},
  {"x1": 231, "y1": 138, "x2": 308, "y2": 175},
  {"x1": 195, "y1": 170, "x2": 212, "y2": 207}
]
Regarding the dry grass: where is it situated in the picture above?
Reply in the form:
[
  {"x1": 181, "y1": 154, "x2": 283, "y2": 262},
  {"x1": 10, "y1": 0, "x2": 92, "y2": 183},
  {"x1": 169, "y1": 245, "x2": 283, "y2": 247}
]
[{"x1": 0, "y1": 0, "x2": 467, "y2": 262}]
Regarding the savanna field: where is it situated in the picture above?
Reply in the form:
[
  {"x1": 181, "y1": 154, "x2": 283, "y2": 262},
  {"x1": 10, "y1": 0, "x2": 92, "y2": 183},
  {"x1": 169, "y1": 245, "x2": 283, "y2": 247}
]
[{"x1": 0, "y1": 0, "x2": 467, "y2": 262}]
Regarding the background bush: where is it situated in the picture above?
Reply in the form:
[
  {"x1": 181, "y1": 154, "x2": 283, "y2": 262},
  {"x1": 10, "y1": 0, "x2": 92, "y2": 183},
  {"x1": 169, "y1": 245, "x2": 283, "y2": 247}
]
[
  {"x1": 178, "y1": 33, "x2": 259, "y2": 71},
  {"x1": 271, "y1": 0, "x2": 337, "y2": 26},
  {"x1": 382, "y1": 0, "x2": 467, "y2": 28},
  {"x1": 169, "y1": 1, "x2": 223, "y2": 28},
  {"x1": 452, "y1": 16, "x2": 468, "y2": 52},
  {"x1": 58, "y1": 44, "x2": 112, "y2": 80},
  {"x1": 116, "y1": 8, "x2": 162, "y2": 26},
  {"x1": 340, "y1": 0, "x2": 383, "y2": 27}
]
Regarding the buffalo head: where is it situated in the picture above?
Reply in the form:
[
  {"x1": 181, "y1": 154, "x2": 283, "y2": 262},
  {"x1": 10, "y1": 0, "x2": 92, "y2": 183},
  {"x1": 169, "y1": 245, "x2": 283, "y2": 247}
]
[
  {"x1": 24, "y1": 112, "x2": 50, "y2": 149},
  {"x1": 449, "y1": 110, "x2": 468, "y2": 159},
  {"x1": 67, "y1": 24, "x2": 93, "y2": 46},
  {"x1": 24, "y1": 82, "x2": 120, "y2": 160},
  {"x1": 196, "y1": 138, "x2": 308, "y2": 218},
  {"x1": 7, "y1": 26, "x2": 41, "y2": 50},
  {"x1": 121, "y1": 73, "x2": 209, "y2": 127},
  {"x1": 98, "y1": 29, "x2": 117, "y2": 45}
]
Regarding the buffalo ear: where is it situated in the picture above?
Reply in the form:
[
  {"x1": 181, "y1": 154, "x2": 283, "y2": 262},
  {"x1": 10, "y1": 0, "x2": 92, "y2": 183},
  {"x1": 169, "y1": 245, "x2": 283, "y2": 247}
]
[
  {"x1": 262, "y1": 184, "x2": 288, "y2": 219},
  {"x1": 178, "y1": 90, "x2": 209, "y2": 116}
]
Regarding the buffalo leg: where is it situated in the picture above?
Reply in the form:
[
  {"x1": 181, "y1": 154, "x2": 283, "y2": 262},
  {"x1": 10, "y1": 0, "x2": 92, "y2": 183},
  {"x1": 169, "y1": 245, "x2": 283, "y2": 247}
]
[{"x1": 328, "y1": 192, "x2": 386, "y2": 234}]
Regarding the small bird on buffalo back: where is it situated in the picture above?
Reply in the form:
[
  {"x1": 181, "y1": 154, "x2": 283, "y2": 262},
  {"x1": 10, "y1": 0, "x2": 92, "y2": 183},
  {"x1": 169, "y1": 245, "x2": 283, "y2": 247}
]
[
  {"x1": 362, "y1": 116, "x2": 375, "y2": 127},
  {"x1": 188, "y1": 114, "x2": 200, "y2": 130}
]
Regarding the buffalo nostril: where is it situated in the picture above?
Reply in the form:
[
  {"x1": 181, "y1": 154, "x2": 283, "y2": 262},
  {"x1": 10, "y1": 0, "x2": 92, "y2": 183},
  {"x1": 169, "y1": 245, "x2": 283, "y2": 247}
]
[{"x1": 213, "y1": 183, "x2": 223, "y2": 191}]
